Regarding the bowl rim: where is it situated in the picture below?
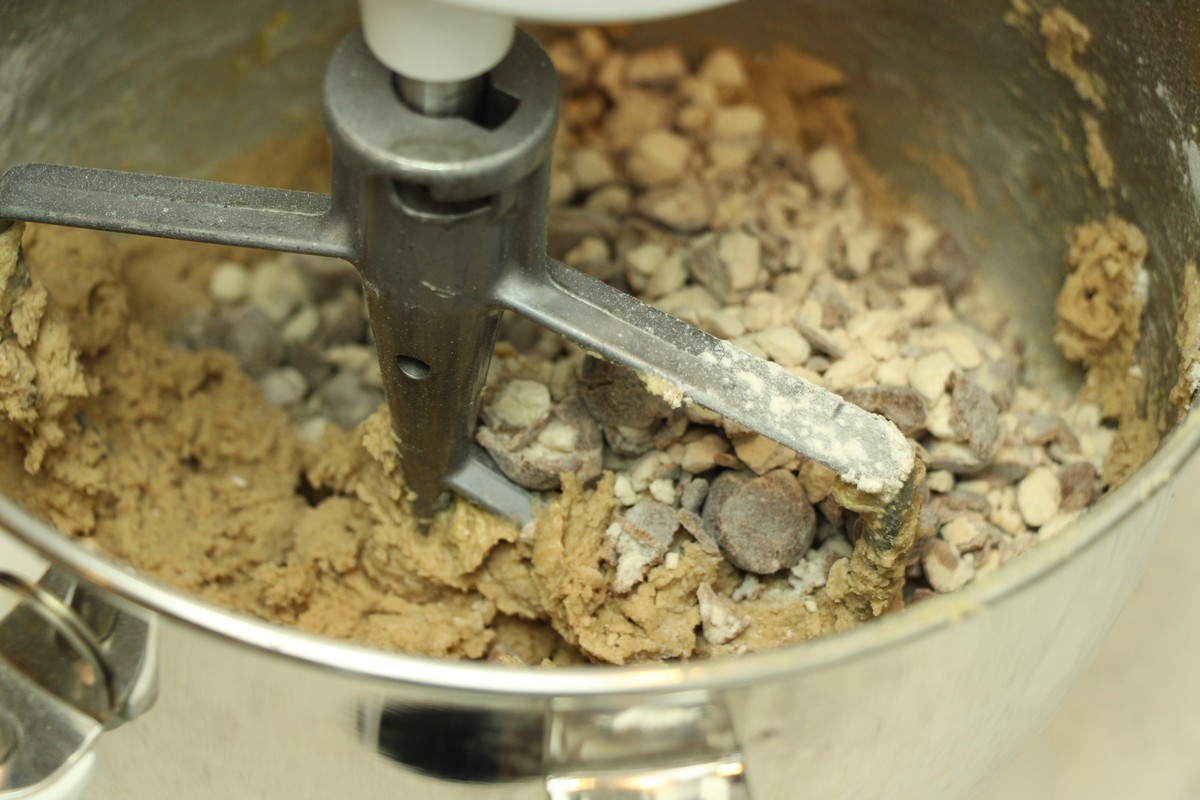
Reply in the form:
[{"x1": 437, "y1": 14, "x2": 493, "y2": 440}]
[{"x1": 2, "y1": 398, "x2": 1196, "y2": 698}]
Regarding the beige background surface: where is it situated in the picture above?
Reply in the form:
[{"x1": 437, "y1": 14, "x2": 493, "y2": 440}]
[{"x1": 978, "y1": 454, "x2": 1200, "y2": 799}]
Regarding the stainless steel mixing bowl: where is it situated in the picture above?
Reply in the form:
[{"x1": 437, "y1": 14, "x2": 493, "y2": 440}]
[{"x1": 1, "y1": 1, "x2": 1197, "y2": 797}]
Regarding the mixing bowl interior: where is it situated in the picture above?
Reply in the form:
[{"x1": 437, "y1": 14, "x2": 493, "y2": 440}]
[{"x1": 1, "y1": 0, "x2": 1198, "y2": 678}]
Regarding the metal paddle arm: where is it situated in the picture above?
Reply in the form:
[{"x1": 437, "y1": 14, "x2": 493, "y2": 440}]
[{"x1": 0, "y1": 29, "x2": 913, "y2": 527}]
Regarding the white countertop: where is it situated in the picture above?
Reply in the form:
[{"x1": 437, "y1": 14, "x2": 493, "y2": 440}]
[{"x1": 979, "y1": 450, "x2": 1200, "y2": 799}]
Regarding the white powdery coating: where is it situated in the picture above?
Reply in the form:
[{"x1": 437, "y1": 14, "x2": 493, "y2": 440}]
[
  {"x1": 639, "y1": 372, "x2": 685, "y2": 408},
  {"x1": 727, "y1": 338, "x2": 912, "y2": 495},
  {"x1": 656, "y1": 336, "x2": 914, "y2": 496}
]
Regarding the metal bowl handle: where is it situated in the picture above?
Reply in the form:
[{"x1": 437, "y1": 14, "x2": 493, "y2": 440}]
[
  {"x1": 546, "y1": 695, "x2": 751, "y2": 800},
  {"x1": 0, "y1": 568, "x2": 157, "y2": 798},
  {"x1": 0, "y1": 570, "x2": 109, "y2": 798},
  {"x1": 0, "y1": 571, "x2": 117, "y2": 719}
]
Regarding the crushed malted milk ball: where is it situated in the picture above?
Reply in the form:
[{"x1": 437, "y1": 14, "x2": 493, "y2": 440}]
[
  {"x1": 696, "y1": 47, "x2": 749, "y2": 96},
  {"x1": 908, "y1": 351, "x2": 957, "y2": 403},
  {"x1": 570, "y1": 147, "x2": 617, "y2": 191},
  {"x1": 1016, "y1": 466, "x2": 1063, "y2": 528},
  {"x1": 607, "y1": 500, "x2": 679, "y2": 592},
  {"x1": 717, "y1": 230, "x2": 763, "y2": 294},
  {"x1": 209, "y1": 261, "x2": 249, "y2": 304},
  {"x1": 625, "y1": 45, "x2": 689, "y2": 87},
  {"x1": 807, "y1": 145, "x2": 851, "y2": 195},
  {"x1": 698, "y1": 583, "x2": 749, "y2": 645},
  {"x1": 756, "y1": 325, "x2": 812, "y2": 367},
  {"x1": 922, "y1": 538, "x2": 975, "y2": 593},
  {"x1": 681, "y1": 433, "x2": 732, "y2": 474},
  {"x1": 940, "y1": 514, "x2": 994, "y2": 552},
  {"x1": 627, "y1": 130, "x2": 692, "y2": 187},
  {"x1": 710, "y1": 105, "x2": 766, "y2": 141},
  {"x1": 248, "y1": 258, "x2": 311, "y2": 323},
  {"x1": 824, "y1": 349, "x2": 877, "y2": 390},
  {"x1": 486, "y1": 379, "x2": 552, "y2": 430},
  {"x1": 258, "y1": 366, "x2": 307, "y2": 408},
  {"x1": 702, "y1": 470, "x2": 815, "y2": 574}
]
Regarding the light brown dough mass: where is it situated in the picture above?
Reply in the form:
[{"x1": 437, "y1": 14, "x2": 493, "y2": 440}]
[{"x1": 1053, "y1": 216, "x2": 1155, "y2": 485}]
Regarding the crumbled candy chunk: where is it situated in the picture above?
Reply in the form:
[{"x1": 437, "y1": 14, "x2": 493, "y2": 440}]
[
  {"x1": 697, "y1": 583, "x2": 749, "y2": 645},
  {"x1": 842, "y1": 385, "x2": 928, "y2": 436},
  {"x1": 627, "y1": 130, "x2": 692, "y2": 187},
  {"x1": 477, "y1": 398, "x2": 602, "y2": 491},
  {"x1": 922, "y1": 538, "x2": 975, "y2": 593},
  {"x1": 949, "y1": 372, "x2": 1001, "y2": 459},
  {"x1": 807, "y1": 145, "x2": 851, "y2": 195},
  {"x1": 1058, "y1": 461, "x2": 1096, "y2": 512},
  {"x1": 605, "y1": 500, "x2": 676, "y2": 593},
  {"x1": 702, "y1": 470, "x2": 815, "y2": 574},
  {"x1": 1016, "y1": 466, "x2": 1062, "y2": 528}
]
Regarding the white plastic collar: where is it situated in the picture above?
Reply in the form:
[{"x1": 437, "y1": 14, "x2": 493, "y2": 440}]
[{"x1": 358, "y1": 0, "x2": 738, "y2": 82}]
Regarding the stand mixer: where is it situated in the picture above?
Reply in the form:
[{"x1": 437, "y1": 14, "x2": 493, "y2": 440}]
[
  {"x1": 2, "y1": 1, "x2": 1198, "y2": 798},
  {"x1": 0, "y1": 0, "x2": 912, "y2": 527}
]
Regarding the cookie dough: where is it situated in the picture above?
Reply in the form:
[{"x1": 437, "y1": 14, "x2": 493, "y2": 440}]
[
  {"x1": 1053, "y1": 216, "x2": 1153, "y2": 485},
  {"x1": 1039, "y1": 6, "x2": 1107, "y2": 110}
]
